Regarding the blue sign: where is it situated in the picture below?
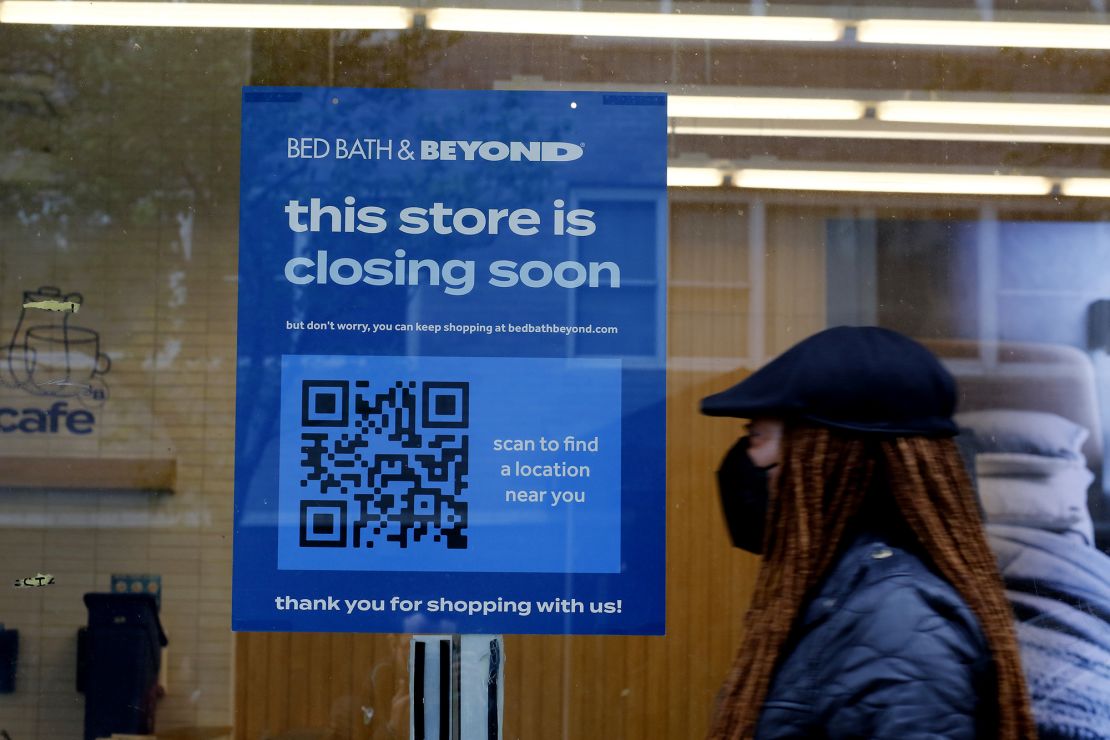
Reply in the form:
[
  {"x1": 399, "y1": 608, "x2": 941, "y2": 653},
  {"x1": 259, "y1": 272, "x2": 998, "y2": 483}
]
[{"x1": 233, "y1": 88, "x2": 667, "y2": 634}]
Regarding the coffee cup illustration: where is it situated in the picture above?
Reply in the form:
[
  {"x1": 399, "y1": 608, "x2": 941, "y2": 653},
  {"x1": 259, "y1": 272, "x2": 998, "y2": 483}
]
[
  {"x1": 5, "y1": 286, "x2": 111, "y2": 402},
  {"x1": 23, "y1": 325, "x2": 111, "y2": 393}
]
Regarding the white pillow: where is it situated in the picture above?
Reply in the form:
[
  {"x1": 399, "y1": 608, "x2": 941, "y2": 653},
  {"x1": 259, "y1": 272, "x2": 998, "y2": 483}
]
[
  {"x1": 956, "y1": 409, "x2": 1089, "y2": 463},
  {"x1": 975, "y1": 452, "x2": 1094, "y2": 544}
]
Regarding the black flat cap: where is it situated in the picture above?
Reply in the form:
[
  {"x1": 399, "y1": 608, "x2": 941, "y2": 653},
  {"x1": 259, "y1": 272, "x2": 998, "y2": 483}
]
[{"x1": 700, "y1": 326, "x2": 958, "y2": 437}]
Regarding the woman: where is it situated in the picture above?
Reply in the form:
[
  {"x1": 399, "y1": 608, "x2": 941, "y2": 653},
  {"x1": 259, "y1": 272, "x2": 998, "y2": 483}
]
[{"x1": 701, "y1": 326, "x2": 1036, "y2": 740}]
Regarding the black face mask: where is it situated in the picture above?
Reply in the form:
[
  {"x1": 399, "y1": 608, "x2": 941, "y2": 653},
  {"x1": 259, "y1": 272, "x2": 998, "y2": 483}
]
[{"x1": 716, "y1": 436, "x2": 774, "y2": 554}]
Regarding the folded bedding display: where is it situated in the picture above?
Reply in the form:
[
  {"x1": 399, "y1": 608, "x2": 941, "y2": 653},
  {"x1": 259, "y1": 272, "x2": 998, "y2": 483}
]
[
  {"x1": 988, "y1": 524, "x2": 1110, "y2": 739},
  {"x1": 988, "y1": 525, "x2": 1110, "y2": 625},
  {"x1": 959, "y1": 409, "x2": 1110, "y2": 737},
  {"x1": 958, "y1": 408, "x2": 1091, "y2": 463},
  {"x1": 1011, "y1": 596, "x2": 1110, "y2": 739},
  {"x1": 958, "y1": 408, "x2": 1096, "y2": 543},
  {"x1": 976, "y1": 452, "x2": 1095, "y2": 544}
]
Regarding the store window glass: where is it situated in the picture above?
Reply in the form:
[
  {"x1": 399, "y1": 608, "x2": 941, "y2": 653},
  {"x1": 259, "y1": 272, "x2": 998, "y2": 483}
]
[{"x1": 1, "y1": 2, "x2": 1109, "y2": 739}]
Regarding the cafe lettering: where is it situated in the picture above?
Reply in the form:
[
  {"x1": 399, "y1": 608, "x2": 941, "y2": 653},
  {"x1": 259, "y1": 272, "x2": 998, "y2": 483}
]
[{"x1": 0, "y1": 400, "x2": 95, "y2": 434}]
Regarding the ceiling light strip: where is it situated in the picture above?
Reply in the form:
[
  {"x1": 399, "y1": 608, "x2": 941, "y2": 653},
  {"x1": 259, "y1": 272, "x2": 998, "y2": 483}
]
[
  {"x1": 667, "y1": 165, "x2": 1110, "y2": 197},
  {"x1": 877, "y1": 100, "x2": 1110, "y2": 129},
  {"x1": 671, "y1": 95, "x2": 1110, "y2": 135},
  {"x1": 423, "y1": 8, "x2": 843, "y2": 42},
  {"x1": 2, "y1": 2, "x2": 1107, "y2": 54},
  {"x1": 733, "y1": 169, "x2": 1054, "y2": 196},
  {"x1": 0, "y1": 1, "x2": 413, "y2": 28},
  {"x1": 671, "y1": 123, "x2": 1110, "y2": 145},
  {"x1": 667, "y1": 167, "x2": 726, "y2": 188},
  {"x1": 669, "y1": 96, "x2": 864, "y2": 121},
  {"x1": 1060, "y1": 178, "x2": 1110, "y2": 197},
  {"x1": 856, "y1": 19, "x2": 1110, "y2": 50}
]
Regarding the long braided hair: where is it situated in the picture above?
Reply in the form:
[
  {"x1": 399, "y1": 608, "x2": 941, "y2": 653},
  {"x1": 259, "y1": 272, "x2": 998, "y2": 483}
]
[{"x1": 707, "y1": 424, "x2": 1036, "y2": 740}]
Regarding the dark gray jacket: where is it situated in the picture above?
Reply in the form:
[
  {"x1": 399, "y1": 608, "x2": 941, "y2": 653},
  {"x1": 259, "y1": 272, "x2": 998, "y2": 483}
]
[{"x1": 756, "y1": 533, "x2": 998, "y2": 739}]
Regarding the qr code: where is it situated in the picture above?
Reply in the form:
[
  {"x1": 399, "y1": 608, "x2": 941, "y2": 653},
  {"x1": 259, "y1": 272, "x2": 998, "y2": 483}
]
[{"x1": 296, "y1": 379, "x2": 469, "y2": 550}]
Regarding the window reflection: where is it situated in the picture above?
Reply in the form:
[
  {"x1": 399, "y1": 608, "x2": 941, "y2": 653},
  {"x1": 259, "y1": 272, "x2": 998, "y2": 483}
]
[{"x1": 2, "y1": 3, "x2": 1110, "y2": 737}]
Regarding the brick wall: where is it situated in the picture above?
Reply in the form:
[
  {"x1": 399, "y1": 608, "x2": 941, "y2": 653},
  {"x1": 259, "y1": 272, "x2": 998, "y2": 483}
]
[{"x1": 0, "y1": 26, "x2": 249, "y2": 739}]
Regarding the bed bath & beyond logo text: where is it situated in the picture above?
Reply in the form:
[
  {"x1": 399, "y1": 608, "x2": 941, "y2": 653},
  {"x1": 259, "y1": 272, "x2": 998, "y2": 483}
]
[{"x1": 288, "y1": 138, "x2": 584, "y2": 162}]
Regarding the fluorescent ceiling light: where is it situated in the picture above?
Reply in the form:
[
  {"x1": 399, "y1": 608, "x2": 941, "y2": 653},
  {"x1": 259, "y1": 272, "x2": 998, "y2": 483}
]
[
  {"x1": 424, "y1": 8, "x2": 843, "y2": 42},
  {"x1": 0, "y1": 1, "x2": 413, "y2": 28},
  {"x1": 1060, "y1": 178, "x2": 1110, "y2": 198},
  {"x1": 4, "y1": 2, "x2": 1108, "y2": 53},
  {"x1": 669, "y1": 96, "x2": 863, "y2": 121},
  {"x1": 856, "y1": 19, "x2": 1110, "y2": 50},
  {"x1": 733, "y1": 168, "x2": 1053, "y2": 196},
  {"x1": 672, "y1": 95, "x2": 1110, "y2": 132},
  {"x1": 667, "y1": 167, "x2": 725, "y2": 188},
  {"x1": 672, "y1": 122, "x2": 1110, "y2": 145},
  {"x1": 671, "y1": 94, "x2": 1110, "y2": 143},
  {"x1": 877, "y1": 100, "x2": 1110, "y2": 129}
]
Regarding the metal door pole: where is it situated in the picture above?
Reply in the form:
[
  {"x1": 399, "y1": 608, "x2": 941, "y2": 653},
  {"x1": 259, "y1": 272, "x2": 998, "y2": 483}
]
[{"x1": 411, "y1": 634, "x2": 503, "y2": 740}]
